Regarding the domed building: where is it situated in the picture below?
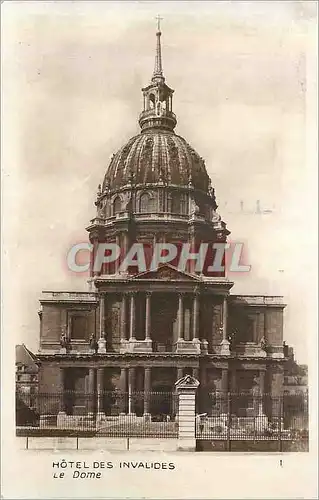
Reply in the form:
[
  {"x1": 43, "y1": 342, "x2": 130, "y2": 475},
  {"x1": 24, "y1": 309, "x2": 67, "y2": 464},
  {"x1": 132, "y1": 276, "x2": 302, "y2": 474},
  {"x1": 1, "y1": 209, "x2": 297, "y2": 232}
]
[{"x1": 35, "y1": 25, "x2": 286, "y2": 425}]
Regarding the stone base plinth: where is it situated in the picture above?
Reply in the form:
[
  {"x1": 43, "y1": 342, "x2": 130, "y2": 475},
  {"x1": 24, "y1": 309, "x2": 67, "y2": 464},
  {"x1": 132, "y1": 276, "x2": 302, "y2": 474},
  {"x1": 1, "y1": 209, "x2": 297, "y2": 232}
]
[
  {"x1": 177, "y1": 438, "x2": 196, "y2": 451},
  {"x1": 201, "y1": 339, "x2": 209, "y2": 354},
  {"x1": 220, "y1": 339, "x2": 230, "y2": 355},
  {"x1": 234, "y1": 344, "x2": 267, "y2": 357},
  {"x1": 175, "y1": 340, "x2": 201, "y2": 354},
  {"x1": 120, "y1": 339, "x2": 152, "y2": 353},
  {"x1": 98, "y1": 338, "x2": 106, "y2": 354},
  {"x1": 56, "y1": 412, "x2": 95, "y2": 428}
]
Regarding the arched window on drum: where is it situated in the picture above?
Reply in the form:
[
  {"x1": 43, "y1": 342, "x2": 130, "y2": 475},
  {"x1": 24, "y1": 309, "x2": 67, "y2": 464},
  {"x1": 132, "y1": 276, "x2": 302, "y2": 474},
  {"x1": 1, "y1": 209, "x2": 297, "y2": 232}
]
[
  {"x1": 139, "y1": 192, "x2": 156, "y2": 213},
  {"x1": 113, "y1": 196, "x2": 122, "y2": 215},
  {"x1": 180, "y1": 193, "x2": 188, "y2": 215}
]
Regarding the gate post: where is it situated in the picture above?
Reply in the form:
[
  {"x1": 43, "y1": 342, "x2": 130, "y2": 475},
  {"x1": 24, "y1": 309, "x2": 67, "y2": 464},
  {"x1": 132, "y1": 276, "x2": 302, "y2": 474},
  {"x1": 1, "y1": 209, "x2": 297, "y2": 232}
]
[{"x1": 175, "y1": 375, "x2": 200, "y2": 451}]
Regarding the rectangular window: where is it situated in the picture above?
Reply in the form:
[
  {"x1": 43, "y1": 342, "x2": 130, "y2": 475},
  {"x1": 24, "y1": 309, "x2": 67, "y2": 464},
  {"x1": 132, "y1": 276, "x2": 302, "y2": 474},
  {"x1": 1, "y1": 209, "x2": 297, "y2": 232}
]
[{"x1": 70, "y1": 315, "x2": 87, "y2": 340}]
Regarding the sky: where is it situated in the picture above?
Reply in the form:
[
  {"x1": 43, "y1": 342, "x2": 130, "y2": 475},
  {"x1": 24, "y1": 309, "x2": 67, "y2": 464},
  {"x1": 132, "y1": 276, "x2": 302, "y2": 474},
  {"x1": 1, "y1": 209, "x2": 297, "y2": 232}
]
[{"x1": 2, "y1": 1, "x2": 317, "y2": 364}]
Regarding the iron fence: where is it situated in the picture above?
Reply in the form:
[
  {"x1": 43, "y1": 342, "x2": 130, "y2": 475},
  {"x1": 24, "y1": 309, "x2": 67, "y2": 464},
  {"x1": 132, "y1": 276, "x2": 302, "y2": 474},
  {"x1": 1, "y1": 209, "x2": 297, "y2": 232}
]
[
  {"x1": 16, "y1": 390, "x2": 178, "y2": 438},
  {"x1": 195, "y1": 391, "x2": 308, "y2": 449},
  {"x1": 16, "y1": 389, "x2": 309, "y2": 447}
]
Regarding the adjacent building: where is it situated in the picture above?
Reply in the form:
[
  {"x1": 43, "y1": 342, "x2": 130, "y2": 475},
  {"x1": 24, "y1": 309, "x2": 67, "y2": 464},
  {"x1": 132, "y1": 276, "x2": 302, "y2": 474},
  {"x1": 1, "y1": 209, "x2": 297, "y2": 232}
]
[
  {"x1": 16, "y1": 344, "x2": 39, "y2": 424},
  {"x1": 284, "y1": 345, "x2": 308, "y2": 395},
  {"x1": 16, "y1": 344, "x2": 39, "y2": 396}
]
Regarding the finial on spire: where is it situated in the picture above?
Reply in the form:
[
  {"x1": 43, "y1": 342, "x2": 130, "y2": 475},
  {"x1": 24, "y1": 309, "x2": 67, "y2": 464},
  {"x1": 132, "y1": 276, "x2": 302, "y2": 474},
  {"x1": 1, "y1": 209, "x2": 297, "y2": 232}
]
[
  {"x1": 152, "y1": 15, "x2": 164, "y2": 82},
  {"x1": 156, "y1": 14, "x2": 163, "y2": 33}
]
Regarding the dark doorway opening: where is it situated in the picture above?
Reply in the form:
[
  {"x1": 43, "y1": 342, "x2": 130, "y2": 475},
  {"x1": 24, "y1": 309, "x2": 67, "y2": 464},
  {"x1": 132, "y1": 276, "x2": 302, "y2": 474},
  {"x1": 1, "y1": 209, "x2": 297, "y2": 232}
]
[{"x1": 150, "y1": 384, "x2": 172, "y2": 420}]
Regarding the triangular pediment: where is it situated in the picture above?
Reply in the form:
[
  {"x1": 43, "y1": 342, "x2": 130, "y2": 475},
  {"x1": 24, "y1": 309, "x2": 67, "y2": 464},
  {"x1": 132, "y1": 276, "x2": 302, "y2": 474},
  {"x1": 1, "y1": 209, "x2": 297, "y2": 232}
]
[{"x1": 132, "y1": 264, "x2": 200, "y2": 281}]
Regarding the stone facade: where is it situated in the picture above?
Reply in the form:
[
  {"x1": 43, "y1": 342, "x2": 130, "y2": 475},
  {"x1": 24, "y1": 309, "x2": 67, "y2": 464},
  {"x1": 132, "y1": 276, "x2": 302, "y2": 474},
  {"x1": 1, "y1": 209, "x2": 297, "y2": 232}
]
[{"x1": 35, "y1": 26, "x2": 287, "y2": 419}]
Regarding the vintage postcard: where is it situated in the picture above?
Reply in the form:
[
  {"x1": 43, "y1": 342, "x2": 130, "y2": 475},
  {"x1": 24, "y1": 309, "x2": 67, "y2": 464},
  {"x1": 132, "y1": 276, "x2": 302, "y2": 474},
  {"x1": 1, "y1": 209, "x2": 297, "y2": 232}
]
[{"x1": 1, "y1": 1, "x2": 318, "y2": 498}]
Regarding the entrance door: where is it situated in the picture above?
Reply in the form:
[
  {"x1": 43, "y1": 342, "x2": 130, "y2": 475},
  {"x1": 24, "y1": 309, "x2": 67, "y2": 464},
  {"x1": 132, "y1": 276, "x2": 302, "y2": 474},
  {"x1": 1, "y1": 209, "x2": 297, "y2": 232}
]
[{"x1": 151, "y1": 295, "x2": 177, "y2": 349}]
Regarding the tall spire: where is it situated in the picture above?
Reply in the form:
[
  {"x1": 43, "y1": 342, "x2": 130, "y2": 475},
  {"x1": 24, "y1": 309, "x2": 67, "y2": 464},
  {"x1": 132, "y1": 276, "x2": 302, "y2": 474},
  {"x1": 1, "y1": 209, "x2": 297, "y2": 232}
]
[
  {"x1": 152, "y1": 15, "x2": 164, "y2": 83},
  {"x1": 139, "y1": 17, "x2": 176, "y2": 132}
]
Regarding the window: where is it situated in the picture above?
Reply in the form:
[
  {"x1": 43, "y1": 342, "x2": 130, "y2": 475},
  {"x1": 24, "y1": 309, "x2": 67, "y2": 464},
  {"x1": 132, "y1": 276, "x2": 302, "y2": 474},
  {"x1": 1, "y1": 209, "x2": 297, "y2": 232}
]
[
  {"x1": 139, "y1": 192, "x2": 155, "y2": 213},
  {"x1": 180, "y1": 194, "x2": 187, "y2": 214},
  {"x1": 149, "y1": 94, "x2": 155, "y2": 109},
  {"x1": 70, "y1": 315, "x2": 87, "y2": 340},
  {"x1": 113, "y1": 196, "x2": 122, "y2": 215}
]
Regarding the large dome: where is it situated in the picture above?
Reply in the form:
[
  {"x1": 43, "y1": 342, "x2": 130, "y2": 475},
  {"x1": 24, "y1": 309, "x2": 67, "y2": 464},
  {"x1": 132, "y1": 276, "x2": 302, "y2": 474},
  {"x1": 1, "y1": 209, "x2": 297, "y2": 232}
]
[
  {"x1": 88, "y1": 24, "x2": 229, "y2": 248},
  {"x1": 103, "y1": 130, "x2": 210, "y2": 193}
]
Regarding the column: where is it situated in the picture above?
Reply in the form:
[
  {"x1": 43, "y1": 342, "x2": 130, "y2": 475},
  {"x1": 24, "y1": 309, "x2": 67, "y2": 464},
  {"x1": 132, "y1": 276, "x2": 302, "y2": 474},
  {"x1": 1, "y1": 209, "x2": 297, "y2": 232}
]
[
  {"x1": 230, "y1": 369, "x2": 237, "y2": 392},
  {"x1": 104, "y1": 240, "x2": 109, "y2": 275},
  {"x1": 123, "y1": 232, "x2": 129, "y2": 256},
  {"x1": 59, "y1": 368, "x2": 66, "y2": 413},
  {"x1": 99, "y1": 294, "x2": 105, "y2": 339},
  {"x1": 192, "y1": 292, "x2": 200, "y2": 339},
  {"x1": 230, "y1": 370, "x2": 237, "y2": 415},
  {"x1": 88, "y1": 368, "x2": 96, "y2": 414},
  {"x1": 97, "y1": 368, "x2": 104, "y2": 414},
  {"x1": 221, "y1": 369, "x2": 229, "y2": 392},
  {"x1": 220, "y1": 296, "x2": 230, "y2": 355},
  {"x1": 129, "y1": 293, "x2": 136, "y2": 341},
  {"x1": 145, "y1": 292, "x2": 151, "y2": 340},
  {"x1": 120, "y1": 293, "x2": 127, "y2": 341},
  {"x1": 221, "y1": 368, "x2": 229, "y2": 413},
  {"x1": 222, "y1": 296, "x2": 228, "y2": 340},
  {"x1": 56, "y1": 368, "x2": 67, "y2": 428},
  {"x1": 98, "y1": 294, "x2": 106, "y2": 353},
  {"x1": 259, "y1": 370, "x2": 266, "y2": 415},
  {"x1": 177, "y1": 293, "x2": 184, "y2": 341},
  {"x1": 119, "y1": 367, "x2": 127, "y2": 414},
  {"x1": 115, "y1": 234, "x2": 120, "y2": 273},
  {"x1": 191, "y1": 233, "x2": 197, "y2": 274},
  {"x1": 259, "y1": 370, "x2": 265, "y2": 395},
  {"x1": 184, "y1": 307, "x2": 191, "y2": 341},
  {"x1": 200, "y1": 366, "x2": 207, "y2": 388},
  {"x1": 144, "y1": 367, "x2": 151, "y2": 415},
  {"x1": 128, "y1": 367, "x2": 135, "y2": 414},
  {"x1": 175, "y1": 376, "x2": 200, "y2": 451}
]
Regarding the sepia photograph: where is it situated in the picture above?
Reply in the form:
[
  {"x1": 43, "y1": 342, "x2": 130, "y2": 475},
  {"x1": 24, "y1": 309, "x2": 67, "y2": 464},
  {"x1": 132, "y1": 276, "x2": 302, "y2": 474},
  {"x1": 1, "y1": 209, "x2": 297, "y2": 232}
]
[{"x1": 1, "y1": 1, "x2": 318, "y2": 498}]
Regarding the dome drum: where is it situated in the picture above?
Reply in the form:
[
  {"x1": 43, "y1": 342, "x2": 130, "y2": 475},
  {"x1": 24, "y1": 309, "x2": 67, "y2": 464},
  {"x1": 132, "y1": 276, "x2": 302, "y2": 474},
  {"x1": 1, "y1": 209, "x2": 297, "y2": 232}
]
[{"x1": 95, "y1": 184, "x2": 217, "y2": 221}]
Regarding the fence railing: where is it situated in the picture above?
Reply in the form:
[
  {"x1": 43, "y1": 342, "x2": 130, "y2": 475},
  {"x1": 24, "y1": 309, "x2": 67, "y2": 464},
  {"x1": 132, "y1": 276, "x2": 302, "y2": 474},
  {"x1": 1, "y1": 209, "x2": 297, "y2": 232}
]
[
  {"x1": 16, "y1": 390, "x2": 178, "y2": 438},
  {"x1": 195, "y1": 391, "x2": 308, "y2": 447},
  {"x1": 16, "y1": 390, "x2": 308, "y2": 444}
]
